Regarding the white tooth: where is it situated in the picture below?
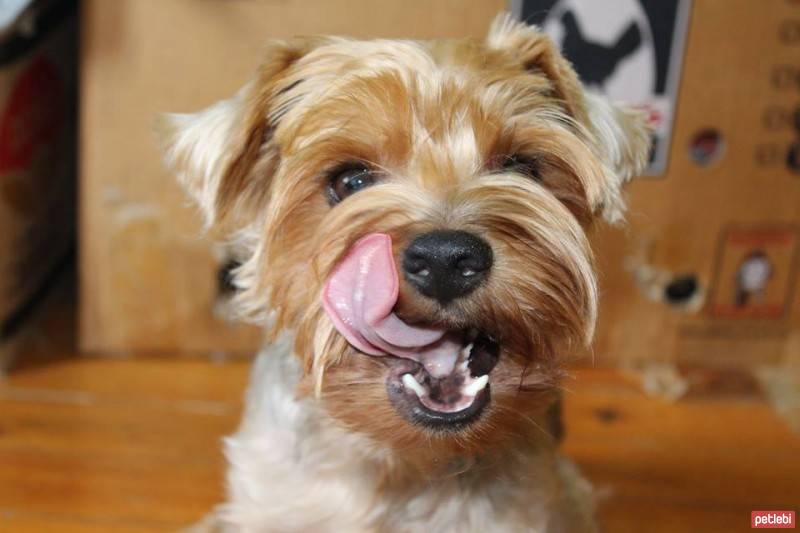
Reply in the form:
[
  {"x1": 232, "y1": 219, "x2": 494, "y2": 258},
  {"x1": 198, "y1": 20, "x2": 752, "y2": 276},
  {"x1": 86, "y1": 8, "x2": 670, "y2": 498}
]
[
  {"x1": 459, "y1": 343, "x2": 473, "y2": 370},
  {"x1": 462, "y1": 375, "x2": 489, "y2": 396},
  {"x1": 402, "y1": 374, "x2": 426, "y2": 397}
]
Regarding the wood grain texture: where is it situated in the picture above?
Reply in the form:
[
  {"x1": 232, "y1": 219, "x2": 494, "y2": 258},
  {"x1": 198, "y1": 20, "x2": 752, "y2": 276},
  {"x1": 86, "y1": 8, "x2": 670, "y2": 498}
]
[{"x1": 1, "y1": 353, "x2": 797, "y2": 532}]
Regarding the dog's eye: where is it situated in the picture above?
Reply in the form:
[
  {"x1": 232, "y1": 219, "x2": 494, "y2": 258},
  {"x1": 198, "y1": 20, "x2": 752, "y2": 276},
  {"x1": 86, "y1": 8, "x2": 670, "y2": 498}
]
[
  {"x1": 501, "y1": 154, "x2": 542, "y2": 181},
  {"x1": 328, "y1": 164, "x2": 376, "y2": 204}
]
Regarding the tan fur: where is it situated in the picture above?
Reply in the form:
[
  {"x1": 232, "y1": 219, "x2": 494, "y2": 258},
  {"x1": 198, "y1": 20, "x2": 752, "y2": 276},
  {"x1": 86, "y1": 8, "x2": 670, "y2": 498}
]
[{"x1": 160, "y1": 13, "x2": 650, "y2": 532}]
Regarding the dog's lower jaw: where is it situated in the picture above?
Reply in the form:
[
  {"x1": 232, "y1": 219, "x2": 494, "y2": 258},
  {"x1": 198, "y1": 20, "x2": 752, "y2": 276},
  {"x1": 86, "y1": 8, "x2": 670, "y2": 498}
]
[{"x1": 206, "y1": 337, "x2": 596, "y2": 533}]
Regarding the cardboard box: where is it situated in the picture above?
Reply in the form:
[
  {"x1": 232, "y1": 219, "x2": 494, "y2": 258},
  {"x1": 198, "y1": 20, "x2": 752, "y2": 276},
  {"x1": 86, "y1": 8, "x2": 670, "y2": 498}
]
[
  {"x1": 0, "y1": 1, "x2": 76, "y2": 356},
  {"x1": 588, "y1": 0, "x2": 800, "y2": 369},
  {"x1": 79, "y1": 0, "x2": 506, "y2": 355},
  {"x1": 80, "y1": 0, "x2": 800, "y2": 369}
]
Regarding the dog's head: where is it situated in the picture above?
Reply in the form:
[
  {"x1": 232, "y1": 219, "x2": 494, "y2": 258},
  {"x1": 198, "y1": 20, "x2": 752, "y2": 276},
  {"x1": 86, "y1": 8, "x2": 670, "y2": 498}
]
[{"x1": 159, "y1": 14, "x2": 649, "y2": 465}]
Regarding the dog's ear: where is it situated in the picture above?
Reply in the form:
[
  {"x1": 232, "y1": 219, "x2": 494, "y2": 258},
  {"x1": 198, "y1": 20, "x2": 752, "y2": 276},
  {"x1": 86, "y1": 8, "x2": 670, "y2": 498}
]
[
  {"x1": 487, "y1": 13, "x2": 588, "y2": 123},
  {"x1": 582, "y1": 91, "x2": 651, "y2": 222},
  {"x1": 487, "y1": 14, "x2": 650, "y2": 222},
  {"x1": 156, "y1": 40, "x2": 311, "y2": 230}
]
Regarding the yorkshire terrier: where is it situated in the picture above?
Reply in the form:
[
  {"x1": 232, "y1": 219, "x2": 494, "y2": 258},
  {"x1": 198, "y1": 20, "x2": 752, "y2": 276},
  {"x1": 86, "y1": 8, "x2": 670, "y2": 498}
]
[{"x1": 159, "y1": 13, "x2": 649, "y2": 533}]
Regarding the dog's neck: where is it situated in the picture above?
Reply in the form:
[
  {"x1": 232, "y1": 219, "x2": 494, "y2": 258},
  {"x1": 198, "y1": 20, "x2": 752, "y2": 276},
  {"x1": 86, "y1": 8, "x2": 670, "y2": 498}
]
[
  {"x1": 244, "y1": 341, "x2": 558, "y2": 479},
  {"x1": 219, "y1": 336, "x2": 585, "y2": 531}
]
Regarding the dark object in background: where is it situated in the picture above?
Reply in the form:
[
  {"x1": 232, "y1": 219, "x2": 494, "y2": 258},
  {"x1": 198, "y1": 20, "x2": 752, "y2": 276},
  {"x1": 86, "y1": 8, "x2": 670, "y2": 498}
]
[
  {"x1": 664, "y1": 275, "x2": 699, "y2": 305},
  {"x1": 788, "y1": 142, "x2": 800, "y2": 174},
  {"x1": 217, "y1": 259, "x2": 242, "y2": 298},
  {"x1": 560, "y1": 11, "x2": 642, "y2": 88},
  {"x1": 788, "y1": 107, "x2": 800, "y2": 174},
  {"x1": 0, "y1": 0, "x2": 76, "y2": 364}
]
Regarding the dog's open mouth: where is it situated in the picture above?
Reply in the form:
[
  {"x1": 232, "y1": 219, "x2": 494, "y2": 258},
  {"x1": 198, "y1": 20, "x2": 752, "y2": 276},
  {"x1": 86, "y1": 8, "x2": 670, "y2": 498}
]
[
  {"x1": 321, "y1": 233, "x2": 501, "y2": 430},
  {"x1": 385, "y1": 329, "x2": 500, "y2": 430}
]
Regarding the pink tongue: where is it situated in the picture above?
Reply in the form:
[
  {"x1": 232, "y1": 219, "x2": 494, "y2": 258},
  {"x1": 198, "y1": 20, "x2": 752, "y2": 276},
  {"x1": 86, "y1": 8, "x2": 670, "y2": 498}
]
[{"x1": 322, "y1": 233, "x2": 461, "y2": 378}]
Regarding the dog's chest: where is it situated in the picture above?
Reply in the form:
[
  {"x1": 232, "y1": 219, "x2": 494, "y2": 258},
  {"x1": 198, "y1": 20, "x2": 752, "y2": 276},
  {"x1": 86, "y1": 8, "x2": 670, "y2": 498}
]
[{"x1": 219, "y1": 347, "x2": 573, "y2": 532}]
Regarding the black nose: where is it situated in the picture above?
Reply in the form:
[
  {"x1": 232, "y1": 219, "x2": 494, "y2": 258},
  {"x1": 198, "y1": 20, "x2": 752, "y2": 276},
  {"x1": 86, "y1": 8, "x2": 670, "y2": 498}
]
[{"x1": 403, "y1": 230, "x2": 493, "y2": 304}]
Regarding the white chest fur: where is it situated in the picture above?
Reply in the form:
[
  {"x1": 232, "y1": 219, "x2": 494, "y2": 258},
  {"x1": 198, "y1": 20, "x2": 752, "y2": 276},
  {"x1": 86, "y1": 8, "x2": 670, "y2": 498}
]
[{"x1": 207, "y1": 339, "x2": 595, "y2": 533}]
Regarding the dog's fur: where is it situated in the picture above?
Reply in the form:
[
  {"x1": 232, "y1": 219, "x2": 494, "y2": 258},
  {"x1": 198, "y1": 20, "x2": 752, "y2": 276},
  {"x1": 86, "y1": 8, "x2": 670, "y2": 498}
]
[{"x1": 159, "y1": 14, "x2": 650, "y2": 532}]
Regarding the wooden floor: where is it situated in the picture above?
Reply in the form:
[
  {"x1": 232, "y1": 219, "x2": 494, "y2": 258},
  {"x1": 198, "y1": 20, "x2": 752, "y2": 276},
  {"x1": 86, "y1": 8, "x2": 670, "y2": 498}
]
[{"x1": 1, "y1": 289, "x2": 798, "y2": 532}]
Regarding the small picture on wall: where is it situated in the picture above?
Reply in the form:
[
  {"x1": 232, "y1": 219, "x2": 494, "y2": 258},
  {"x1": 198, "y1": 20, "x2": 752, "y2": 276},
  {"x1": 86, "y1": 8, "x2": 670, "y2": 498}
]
[{"x1": 709, "y1": 227, "x2": 799, "y2": 319}]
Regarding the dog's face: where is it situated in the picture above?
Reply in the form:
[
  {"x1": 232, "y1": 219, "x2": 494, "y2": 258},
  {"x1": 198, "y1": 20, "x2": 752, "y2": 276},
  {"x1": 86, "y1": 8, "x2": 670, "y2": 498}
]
[{"x1": 160, "y1": 15, "x2": 649, "y2": 465}]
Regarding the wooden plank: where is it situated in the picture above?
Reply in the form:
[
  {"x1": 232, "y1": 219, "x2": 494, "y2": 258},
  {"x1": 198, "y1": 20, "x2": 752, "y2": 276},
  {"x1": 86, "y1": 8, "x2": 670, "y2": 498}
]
[
  {"x1": 0, "y1": 357, "x2": 244, "y2": 529},
  {"x1": 0, "y1": 510, "x2": 170, "y2": 533},
  {"x1": 597, "y1": 501, "x2": 752, "y2": 533},
  {"x1": 563, "y1": 369, "x2": 800, "y2": 531},
  {"x1": 1, "y1": 357, "x2": 798, "y2": 531},
  {"x1": 0, "y1": 398, "x2": 237, "y2": 459},
  {"x1": 0, "y1": 447, "x2": 220, "y2": 527},
  {"x1": 5, "y1": 357, "x2": 249, "y2": 403}
]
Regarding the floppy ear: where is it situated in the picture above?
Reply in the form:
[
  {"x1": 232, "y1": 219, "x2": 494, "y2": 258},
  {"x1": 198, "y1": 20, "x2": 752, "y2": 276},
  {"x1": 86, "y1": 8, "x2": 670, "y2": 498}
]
[
  {"x1": 487, "y1": 14, "x2": 650, "y2": 222},
  {"x1": 582, "y1": 91, "x2": 651, "y2": 221},
  {"x1": 156, "y1": 40, "x2": 310, "y2": 230},
  {"x1": 487, "y1": 13, "x2": 589, "y2": 124}
]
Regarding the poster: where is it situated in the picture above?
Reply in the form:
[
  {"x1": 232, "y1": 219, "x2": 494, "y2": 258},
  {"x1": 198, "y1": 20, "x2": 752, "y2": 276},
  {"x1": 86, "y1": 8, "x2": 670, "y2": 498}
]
[{"x1": 512, "y1": 0, "x2": 692, "y2": 175}]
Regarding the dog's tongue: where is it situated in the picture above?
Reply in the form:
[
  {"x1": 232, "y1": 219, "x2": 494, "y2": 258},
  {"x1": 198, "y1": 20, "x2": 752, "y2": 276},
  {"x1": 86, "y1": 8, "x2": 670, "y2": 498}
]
[{"x1": 322, "y1": 233, "x2": 460, "y2": 378}]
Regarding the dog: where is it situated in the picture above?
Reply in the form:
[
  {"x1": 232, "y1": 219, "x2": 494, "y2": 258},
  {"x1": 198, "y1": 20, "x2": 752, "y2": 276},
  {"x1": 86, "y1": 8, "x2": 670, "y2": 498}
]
[{"x1": 158, "y1": 13, "x2": 650, "y2": 532}]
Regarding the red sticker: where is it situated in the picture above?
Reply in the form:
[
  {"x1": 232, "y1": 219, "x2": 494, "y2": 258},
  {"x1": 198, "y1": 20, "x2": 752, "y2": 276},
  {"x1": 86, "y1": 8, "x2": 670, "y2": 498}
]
[
  {"x1": 0, "y1": 56, "x2": 64, "y2": 174},
  {"x1": 751, "y1": 510, "x2": 795, "y2": 528}
]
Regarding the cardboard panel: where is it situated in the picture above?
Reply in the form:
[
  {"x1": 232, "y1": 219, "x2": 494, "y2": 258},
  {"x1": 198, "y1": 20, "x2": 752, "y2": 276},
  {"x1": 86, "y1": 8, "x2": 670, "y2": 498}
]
[
  {"x1": 81, "y1": 0, "x2": 800, "y2": 367},
  {"x1": 79, "y1": 0, "x2": 506, "y2": 354},
  {"x1": 590, "y1": 0, "x2": 800, "y2": 368}
]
